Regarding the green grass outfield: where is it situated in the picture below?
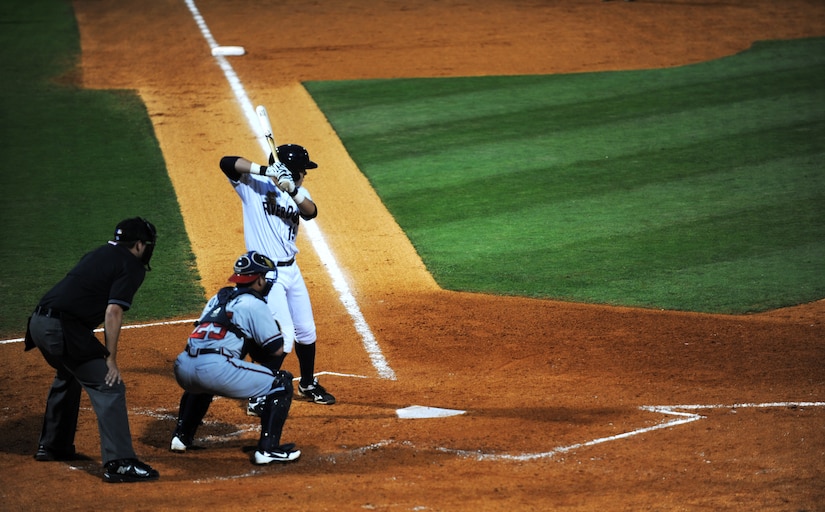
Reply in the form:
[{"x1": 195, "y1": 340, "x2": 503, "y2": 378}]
[
  {"x1": 0, "y1": 0, "x2": 204, "y2": 337},
  {"x1": 1, "y1": 1, "x2": 823, "y2": 337},
  {"x1": 305, "y1": 37, "x2": 825, "y2": 314}
]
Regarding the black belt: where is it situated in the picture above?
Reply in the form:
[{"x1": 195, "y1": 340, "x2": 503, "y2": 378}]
[
  {"x1": 186, "y1": 345, "x2": 233, "y2": 357},
  {"x1": 34, "y1": 306, "x2": 62, "y2": 319},
  {"x1": 276, "y1": 258, "x2": 295, "y2": 267}
]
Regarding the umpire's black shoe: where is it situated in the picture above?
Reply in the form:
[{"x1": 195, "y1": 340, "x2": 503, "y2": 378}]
[
  {"x1": 103, "y1": 458, "x2": 159, "y2": 483},
  {"x1": 34, "y1": 444, "x2": 78, "y2": 461}
]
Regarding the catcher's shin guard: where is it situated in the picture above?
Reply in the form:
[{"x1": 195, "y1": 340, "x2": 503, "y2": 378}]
[
  {"x1": 173, "y1": 392, "x2": 214, "y2": 444},
  {"x1": 258, "y1": 372, "x2": 294, "y2": 452}
]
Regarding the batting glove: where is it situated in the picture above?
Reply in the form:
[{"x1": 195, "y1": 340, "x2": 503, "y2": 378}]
[
  {"x1": 263, "y1": 161, "x2": 289, "y2": 178},
  {"x1": 278, "y1": 175, "x2": 296, "y2": 194},
  {"x1": 261, "y1": 162, "x2": 296, "y2": 194},
  {"x1": 276, "y1": 167, "x2": 296, "y2": 194}
]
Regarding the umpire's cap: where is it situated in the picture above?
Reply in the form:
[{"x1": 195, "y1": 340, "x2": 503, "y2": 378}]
[
  {"x1": 229, "y1": 251, "x2": 276, "y2": 284},
  {"x1": 114, "y1": 217, "x2": 157, "y2": 270},
  {"x1": 114, "y1": 217, "x2": 156, "y2": 244}
]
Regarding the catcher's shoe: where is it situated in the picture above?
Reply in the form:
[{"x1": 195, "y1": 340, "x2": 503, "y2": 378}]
[
  {"x1": 298, "y1": 378, "x2": 336, "y2": 405},
  {"x1": 253, "y1": 444, "x2": 301, "y2": 465},
  {"x1": 102, "y1": 458, "x2": 159, "y2": 483},
  {"x1": 170, "y1": 435, "x2": 190, "y2": 453},
  {"x1": 247, "y1": 396, "x2": 266, "y2": 416},
  {"x1": 34, "y1": 444, "x2": 80, "y2": 462}
]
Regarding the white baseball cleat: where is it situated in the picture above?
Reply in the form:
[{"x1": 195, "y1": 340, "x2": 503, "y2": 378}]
[
  {"x1": 253, "y1": 444, "x2": 301, "y2": 465},
  {"x1": 170, "y1": 435, "x2": 189, "y2": 453}
]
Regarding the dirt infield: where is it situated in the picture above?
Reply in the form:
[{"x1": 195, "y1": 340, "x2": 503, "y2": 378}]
[{"x1": 2, "y1": 1, "x2": 824, "y2": 510}]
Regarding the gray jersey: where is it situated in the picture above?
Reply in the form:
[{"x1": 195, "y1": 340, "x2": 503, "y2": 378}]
[
  {"x1": 187, "y1": 290, "x2": 282, "y2": 356},
  {"x1": 174, "y1": 290, "x2": 285, "y2": 399}
]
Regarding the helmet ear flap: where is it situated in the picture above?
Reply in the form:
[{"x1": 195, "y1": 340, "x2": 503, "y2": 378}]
[{"x1": 261, "y1": 275, "x2": 275, "y2": 298}]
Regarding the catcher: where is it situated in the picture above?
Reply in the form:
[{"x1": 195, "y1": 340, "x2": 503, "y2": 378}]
[{"x1": 170, "y1": 251, "x2": 300, "y2": 464}]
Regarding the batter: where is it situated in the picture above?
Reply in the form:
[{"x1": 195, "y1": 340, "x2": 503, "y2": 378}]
[{"x1": 219, "y1": 144, "x2": 335, "y2": 407}]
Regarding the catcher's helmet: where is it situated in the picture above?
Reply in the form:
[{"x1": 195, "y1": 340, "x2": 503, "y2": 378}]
[
  {"x1": 228, "y1": 251, "x2": 276, "y2": 284},
  {"x1": 276, "y1": 144, "x2": 317, "y2": 180}
]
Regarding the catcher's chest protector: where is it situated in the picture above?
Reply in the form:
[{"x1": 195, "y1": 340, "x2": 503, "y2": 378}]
[{"x1": 198, "y1": 287, "x2": 260, "y2": 340}]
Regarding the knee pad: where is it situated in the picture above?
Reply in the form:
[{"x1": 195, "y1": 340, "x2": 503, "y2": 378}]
[
  {"x1": 269, "y1": 370, "x2": 294, "y2": 396},
  {"x1": 263, "y1": 376, "x2": 293, "y2": 422}
]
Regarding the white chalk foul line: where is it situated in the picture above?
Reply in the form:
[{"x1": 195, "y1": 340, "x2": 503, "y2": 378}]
[
  {"x1": 5, "y1": 5, "x2": 398, "y2": 379},
  {"x1": 116, "y1": 400, "x2": 824, "y2": 482},
  {"x1": 644, "y1": 401, "x2": 825, "y2": 411},
  {"x1": 181, "y1": 0, "x2": 395, "y2": 380},
  {"x1": 167, "y1": 400, "x2": 823, "y2": 466},
  {"x1": 0, "y1": 318, "x2": 200, "y2": 345},
  {"x1": 303, "y1": 222, "x2": 396, "y2": 379},
  {"x1": 435, "y1": 401, "x2": 825, "y2": 462}
]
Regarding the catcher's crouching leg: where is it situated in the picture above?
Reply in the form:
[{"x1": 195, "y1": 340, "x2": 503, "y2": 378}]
[
  {"x1": 254, "y1": 371, "x2": 300, "y2": 464},
  {"x1": 171, "y1": 392, "x2": 213, "y2": 452}
]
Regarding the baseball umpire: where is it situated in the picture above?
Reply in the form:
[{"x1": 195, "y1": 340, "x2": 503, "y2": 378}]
[
  {"x1": 170, "y1": 250, "x2": 300, "y2": 464},
  {"x1": 219, "y1": 145, "x2": 336, "y2": 409},
  {"x1": 24, "y1": 217, "x2": 159, "y2": 483}
]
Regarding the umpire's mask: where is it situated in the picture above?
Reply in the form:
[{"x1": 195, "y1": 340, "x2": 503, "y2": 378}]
[{"x1": 114, "y1": 217, "x2": 157, "y2": 271}]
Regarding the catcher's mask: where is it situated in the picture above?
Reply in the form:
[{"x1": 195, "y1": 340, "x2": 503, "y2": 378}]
[
  {"x1": 113, "y1": 217, "x2": 157, "y2": 270},
  {"x1": 276, "y1": 143, "x2": 317, "y2": 182},
  {"x1": 228, "y1": 251, "x2": 277, "y2": 294}
]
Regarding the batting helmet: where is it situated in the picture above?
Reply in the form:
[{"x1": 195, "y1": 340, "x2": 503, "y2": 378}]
[
  {"x1": 228, "y1": 251, "x2": 276, "y2": 284},
  {"x1": 276, "y1": 144, "x2": 317, "y2": 181}
]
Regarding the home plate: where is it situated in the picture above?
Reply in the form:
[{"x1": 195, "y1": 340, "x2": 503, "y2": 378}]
[
  {"x1": 396, "y1": 405, "x2": 466, "y2": 419},
  {"x1": 212, "y1": 46, "x2": 245, "y2": 56}
]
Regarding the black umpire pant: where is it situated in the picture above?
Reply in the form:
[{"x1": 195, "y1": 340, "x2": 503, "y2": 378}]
[{"x1": 28, "y1": 313, "x2": 137, "y2": 465}]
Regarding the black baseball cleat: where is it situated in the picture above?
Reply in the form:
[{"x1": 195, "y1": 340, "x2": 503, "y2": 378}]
[
  {"x1": 297, "y1": 378, "x2": 336, "y2": 405},
  {"x1": 34, "y1": 444, "x2": 80, "y2": 462},
  {"x1": 102, "y1": 458, "x2": 159, "y2": 483}
]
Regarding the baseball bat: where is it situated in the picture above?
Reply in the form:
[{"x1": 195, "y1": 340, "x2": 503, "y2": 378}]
[{"x1": 255, "y1": 105, "x2": 277, "y2": 159}]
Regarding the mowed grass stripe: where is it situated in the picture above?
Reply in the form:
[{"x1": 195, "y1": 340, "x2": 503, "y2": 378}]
[
  {"x1": 309, "y1": 37, "x2": 818, "y2": 139},
  {"x1": 354, "y1": 66, "x2": 823, "y2": 193},
  {"x1": 382, "y1": 117, "x2": 825, "y2": 224},
  {"x1": 310, "y1": 41, "x2": 822, "y2": 169},
  {"x1": 306, "y1": 38, "x2": 825, "y2": 313}
]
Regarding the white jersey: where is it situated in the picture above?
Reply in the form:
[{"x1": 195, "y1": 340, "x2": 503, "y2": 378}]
[{"x1": 230, "y1": 174, "x2": 311, "y2": 262}]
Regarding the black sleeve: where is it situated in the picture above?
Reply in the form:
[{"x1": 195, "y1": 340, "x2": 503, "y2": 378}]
[
  {"x1": 300, "y1": 205, "x2": 318, "y2": 221},
  {"x1": 243, "y1": 334, "x2": 285, "y2": 371},
  {"x1": 108, "y1": 253, "x2": 146, "y2": 311},
  {"x1": 219, "y1": 156, "x2": 242, "y2": 181}
]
